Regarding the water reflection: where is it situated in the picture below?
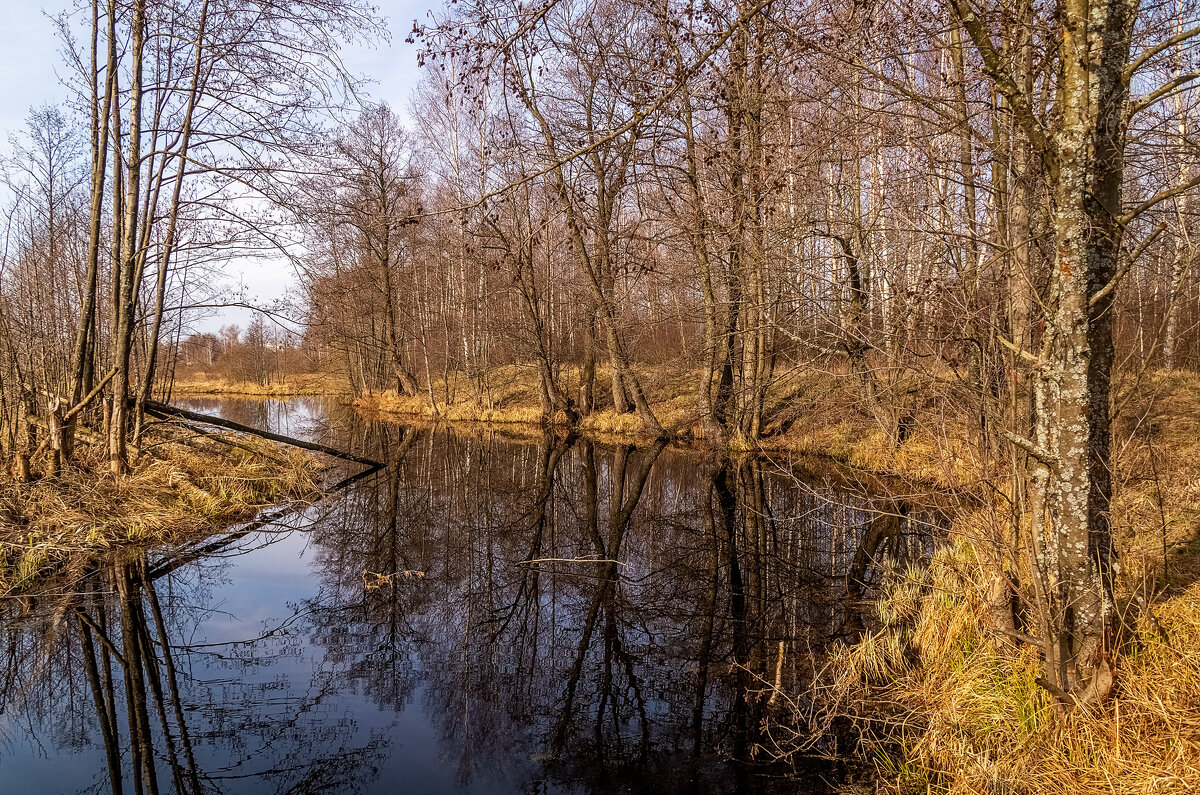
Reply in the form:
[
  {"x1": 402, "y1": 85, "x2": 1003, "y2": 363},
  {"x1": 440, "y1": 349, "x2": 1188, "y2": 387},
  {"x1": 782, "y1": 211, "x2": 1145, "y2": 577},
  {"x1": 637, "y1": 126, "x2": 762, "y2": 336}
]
[
  {"x1": 0, "y1": 402, "x2": 941, "y2": 794},
  {"x1": 174, "y1": 396, "x2": 328, "y2": 441}
]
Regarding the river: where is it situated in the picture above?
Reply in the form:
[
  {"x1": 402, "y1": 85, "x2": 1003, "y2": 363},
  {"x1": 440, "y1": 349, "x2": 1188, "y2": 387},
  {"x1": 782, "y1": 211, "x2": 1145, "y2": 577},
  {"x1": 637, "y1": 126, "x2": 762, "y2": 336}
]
[{"x1": 0, "y1": 397, "x2": 944, "y2": 794}]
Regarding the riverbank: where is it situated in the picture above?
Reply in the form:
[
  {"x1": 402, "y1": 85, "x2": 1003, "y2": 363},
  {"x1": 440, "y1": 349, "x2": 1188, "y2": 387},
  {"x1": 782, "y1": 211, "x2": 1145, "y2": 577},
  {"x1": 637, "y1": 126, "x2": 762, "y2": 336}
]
[
  {"x1": 0, "y1": 424, "x2": 325, "y2": 595},
  {"x1": 352, "y1": 365, "x2": 1200, "y2": 792},
  {"x1": 801, "y1": 537, "x2": 1200, "y2": 794},
  {"x1": 100, "y1": 370, "x2": 1200, "y2": 793},
  {"x1": 170, "y1": 373, "x2": 340, "y2": 397},
  {"x1": 0, "y1": 397, "x2": 916, "y2": 793},
  {"x1": 792, "y1": 371, "x2": 1200, "y2": 793},
  {"x1": 176, "y1": 366, "x2": 960, "y2": 483},
  {"x1": 350, "y1": 363, "x2": 971, "y2": 487}
]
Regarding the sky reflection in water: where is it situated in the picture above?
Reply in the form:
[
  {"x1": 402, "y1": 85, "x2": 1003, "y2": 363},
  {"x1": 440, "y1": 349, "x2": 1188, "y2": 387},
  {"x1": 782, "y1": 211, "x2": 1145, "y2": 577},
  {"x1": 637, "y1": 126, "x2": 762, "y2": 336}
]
[{"x1": 0, "y1": 397, "x2": 940, "y2": 794}]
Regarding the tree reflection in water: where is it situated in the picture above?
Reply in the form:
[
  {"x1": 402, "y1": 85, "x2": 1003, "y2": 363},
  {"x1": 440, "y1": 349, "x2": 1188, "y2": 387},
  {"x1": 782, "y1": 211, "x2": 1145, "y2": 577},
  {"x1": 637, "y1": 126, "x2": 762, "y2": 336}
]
[{"x1": 0, "y1": 403, "x2": 943, "y2": 794}]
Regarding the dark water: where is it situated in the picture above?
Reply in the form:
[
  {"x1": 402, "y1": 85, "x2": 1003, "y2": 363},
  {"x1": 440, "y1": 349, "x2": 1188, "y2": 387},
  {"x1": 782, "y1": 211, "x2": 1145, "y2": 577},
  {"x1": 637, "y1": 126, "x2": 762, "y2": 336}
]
[{"x1": 0, "y1": 398, "x2": 942, "y2": 794}]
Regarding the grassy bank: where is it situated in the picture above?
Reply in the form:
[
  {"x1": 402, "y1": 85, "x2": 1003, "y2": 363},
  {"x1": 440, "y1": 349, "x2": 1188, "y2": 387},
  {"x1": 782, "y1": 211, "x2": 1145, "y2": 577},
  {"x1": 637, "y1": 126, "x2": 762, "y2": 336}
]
[
  {"x1": 356, "y1": 365, "x2": 1200, "y2": 792},
  {"x1": 0, "y1": 426, "x2": 325, "y2": 595},
  {"x1": 798, "y1": 536, "x2": 1200, "y2": 794},
  {"x1": 171, "y1": 372, "x2": 341, "y2": 397},
  {"x1": 781, "y1": 372, "x2": 1200, "y2": 794},
  {"x1": 354, "y1": 364, "x2": 698, "y2": 434},
  {"x1": 351, "y1": 363, "x2": 973, "y2": 486},
  {"x1": 175, "y1": 365, "x2": 934, "y2": 476}
]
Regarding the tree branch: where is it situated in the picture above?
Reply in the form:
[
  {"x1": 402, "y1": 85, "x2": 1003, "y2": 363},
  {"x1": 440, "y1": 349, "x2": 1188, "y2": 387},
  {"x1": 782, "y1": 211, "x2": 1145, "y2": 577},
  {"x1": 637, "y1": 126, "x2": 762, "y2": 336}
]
[
  {"x1": 1091, "y1": 223, "x2": 1167, "y2": 307},
  {"x1": 1120, "y1": 176, "x2": 1200, "y2": 226},
  {"x1": 1126, "y1": 23, "x2": 1200, "y2": 77},
  {"x1": 1003, "y1": 429, "x2": 1058, "y2": 471},
  {"x1": 947, "y1": 0, "x2": 1054, "y2": 168}
]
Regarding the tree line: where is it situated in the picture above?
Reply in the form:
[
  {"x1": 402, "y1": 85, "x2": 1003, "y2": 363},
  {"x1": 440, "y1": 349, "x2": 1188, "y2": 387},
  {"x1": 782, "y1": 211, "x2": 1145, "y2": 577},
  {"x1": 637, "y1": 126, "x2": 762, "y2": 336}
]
[
  {"x1": 3, "y1": 0, "x2": 1199, "y2": 712},
  {"x1": 176, "y1": 319, "x2": 310, "y2": 387},
  {"x1": 292, "y1": 0, "x2": 1200, "y2": 709},
  {"x1": 0, "y1": 0, "x2": 376, "y2": 477}
]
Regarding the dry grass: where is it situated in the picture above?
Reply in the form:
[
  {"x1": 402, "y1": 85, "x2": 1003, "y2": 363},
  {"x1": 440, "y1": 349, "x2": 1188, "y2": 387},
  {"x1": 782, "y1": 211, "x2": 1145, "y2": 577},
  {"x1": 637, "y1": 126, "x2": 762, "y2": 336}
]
[
  {"x1": 767, "y1": 371, "x2": 1200, "y2": 794},
  {"x1": 787, "y1": 536, "x2": 1200, "y2": 794},
  {"x1": 0, "y1": 426, "x2": 325, "y2": 595},
  {"x1": 354, "y1": 363, "x2": 703, "y2": 439},
  {"x1": 1112, "y1": 370, "x2": 1200, "y2": 571},
  {"x1": 171, "y1": 372, "x2": 341, "y2": 397},
  {"x1": 761, "y1": 412, "x2": 980, "y2": 488},
  {"x1": 175, "y1": 363, "x2": 968, "y2": 487},
  {"x1": 353, "y1": 362, "x2": 977, "y2": 486}
]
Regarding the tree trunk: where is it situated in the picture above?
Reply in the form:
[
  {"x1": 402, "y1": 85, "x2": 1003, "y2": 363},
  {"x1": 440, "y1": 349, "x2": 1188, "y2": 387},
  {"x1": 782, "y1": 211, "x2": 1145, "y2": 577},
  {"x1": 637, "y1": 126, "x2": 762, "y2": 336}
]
[
  {"x1": 109, "y1": 0, "x2": 147, "y2": 476},
  {"x1": 953, "y1": 0, "x2": 1135, "y2": 706}
]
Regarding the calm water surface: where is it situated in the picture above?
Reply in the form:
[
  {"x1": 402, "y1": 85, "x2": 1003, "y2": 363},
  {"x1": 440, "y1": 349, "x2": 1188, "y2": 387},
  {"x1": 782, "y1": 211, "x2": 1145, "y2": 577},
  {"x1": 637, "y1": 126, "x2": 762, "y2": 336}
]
[{"x1": 0, "y1": 398, "x2": 941, "y2": 794}]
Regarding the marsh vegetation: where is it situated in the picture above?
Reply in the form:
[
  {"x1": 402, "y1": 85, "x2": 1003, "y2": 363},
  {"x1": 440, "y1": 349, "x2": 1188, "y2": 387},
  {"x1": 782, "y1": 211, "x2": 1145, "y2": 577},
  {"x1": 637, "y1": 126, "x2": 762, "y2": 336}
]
[{"x1": 4, "y1": 0, "x2": 1200, "y2": 791}]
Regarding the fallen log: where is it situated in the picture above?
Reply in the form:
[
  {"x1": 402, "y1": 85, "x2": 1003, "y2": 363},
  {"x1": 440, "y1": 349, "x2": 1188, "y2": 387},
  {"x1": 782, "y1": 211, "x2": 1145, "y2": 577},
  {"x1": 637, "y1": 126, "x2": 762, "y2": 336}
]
[
  {"x1": 145, "y1": 460, "x2": 383, "y2": 583},
  {"x1": 141, "y1": 399, "x2": 383, "y2": 468}
]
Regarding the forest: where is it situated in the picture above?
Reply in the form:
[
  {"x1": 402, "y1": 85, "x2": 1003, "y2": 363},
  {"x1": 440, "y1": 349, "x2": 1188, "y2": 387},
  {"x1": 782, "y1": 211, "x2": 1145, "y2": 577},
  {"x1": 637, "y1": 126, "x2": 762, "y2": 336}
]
[{"x1": 3, "y1": 0, "x2": 1200, "y2": 792}]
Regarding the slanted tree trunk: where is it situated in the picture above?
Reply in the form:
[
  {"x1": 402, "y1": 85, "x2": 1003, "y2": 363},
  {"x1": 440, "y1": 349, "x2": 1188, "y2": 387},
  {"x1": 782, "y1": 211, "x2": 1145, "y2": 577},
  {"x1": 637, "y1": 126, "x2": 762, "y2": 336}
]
[
  {"x1": 109, "y1": 0, "x2": 148, "y2": 476},
  {"x1": 137, "y1": 0, "x2": 210, "y2": 444},
  {"x1": 505, "y1": 45, "x2": 665, "y2": 437},
  {"x1": 66, "y1": 0, "x2": 117, "y2": 463}
]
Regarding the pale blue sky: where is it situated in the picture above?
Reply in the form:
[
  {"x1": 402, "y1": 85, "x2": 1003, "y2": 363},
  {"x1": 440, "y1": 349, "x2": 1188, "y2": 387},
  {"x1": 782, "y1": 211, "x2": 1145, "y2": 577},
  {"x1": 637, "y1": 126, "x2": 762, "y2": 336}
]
[
  {"x1": 0, "y1": 0, "x2": 437, "y2": 334},
  {"x1": 0, "y1": 4, "x2": 68, "y2": 136}
]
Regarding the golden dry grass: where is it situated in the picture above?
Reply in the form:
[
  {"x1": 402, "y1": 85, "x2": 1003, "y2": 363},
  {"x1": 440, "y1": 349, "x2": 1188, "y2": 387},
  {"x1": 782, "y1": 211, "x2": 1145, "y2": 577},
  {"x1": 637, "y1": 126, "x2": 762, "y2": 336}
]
[
  {"x1": 769, "y1": 371, "x2": 1200, "y2": 795},
  {"x1": 791, "y1": 537, "x2": 1200, "y2": 794},
  {"x1": 351, "y1": 362, "x2": 976, "y2": 486},
  {"x1": 354, "y1": 363, "x2": 704, "y2": 439},
  {"x1": 171, "y1": 372, "x2": 341, "y2": 397},
  {"x1": 179, "y1": 362, "x2": 972, "y2": 488},
  {"x1": 0, "y1": 427, "x2": 324, "y2": 595},
  {"x1": 1112, "y1": 370, "x2": 1200, "y2": 569}
]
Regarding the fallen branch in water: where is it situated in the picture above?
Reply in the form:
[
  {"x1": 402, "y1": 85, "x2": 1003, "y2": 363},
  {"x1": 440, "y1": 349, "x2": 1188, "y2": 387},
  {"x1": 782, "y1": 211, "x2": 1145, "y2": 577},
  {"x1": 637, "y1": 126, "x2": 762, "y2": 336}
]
[
  {"x1": 142, "y1": 399, "x2": 383, "y2": 468},
  {"x1": 363, "y1": 570, "x2": 426, "y2": 589}
]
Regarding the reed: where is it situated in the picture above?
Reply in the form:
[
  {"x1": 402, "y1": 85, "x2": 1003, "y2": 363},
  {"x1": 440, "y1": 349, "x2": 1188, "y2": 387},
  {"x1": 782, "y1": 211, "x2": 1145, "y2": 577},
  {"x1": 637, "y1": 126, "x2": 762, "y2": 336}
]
[{"x1": 765, "y1": 372, "x2": 1200, "y2": 794}]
